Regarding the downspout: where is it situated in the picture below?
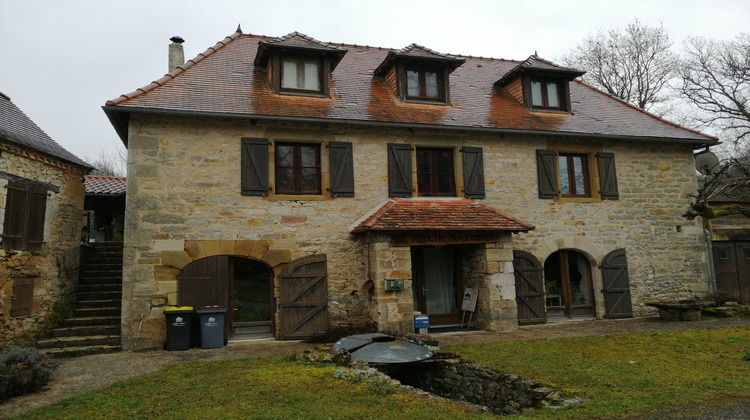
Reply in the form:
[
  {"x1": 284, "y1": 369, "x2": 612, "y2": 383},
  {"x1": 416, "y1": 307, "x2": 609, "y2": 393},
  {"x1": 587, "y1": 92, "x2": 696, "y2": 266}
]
[{"x1": 704, "y1": 229, "x2": 717, "y2": 294}]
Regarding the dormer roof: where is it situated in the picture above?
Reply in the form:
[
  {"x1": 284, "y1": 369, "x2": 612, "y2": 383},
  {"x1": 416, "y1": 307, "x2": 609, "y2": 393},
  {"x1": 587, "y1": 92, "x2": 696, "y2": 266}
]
[
  {"x1": 374, "y1": 43, "x2": 465, "y2": 76},
  {"x1": 495, "y1": 55, "x2": 585, "y2": 86},
  {"x1": 254, "y1": 32, "x2": 347, "y2": 70}
]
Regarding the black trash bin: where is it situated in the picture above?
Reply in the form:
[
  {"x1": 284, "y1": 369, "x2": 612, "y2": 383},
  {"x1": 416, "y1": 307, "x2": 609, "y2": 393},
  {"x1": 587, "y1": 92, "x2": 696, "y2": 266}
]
[
  {"x1": 164, "y1": 306, "x2": 194, "y2": 351},
  {"x1": 197, "y1": 306, "x2": 226, "y2": 349}
]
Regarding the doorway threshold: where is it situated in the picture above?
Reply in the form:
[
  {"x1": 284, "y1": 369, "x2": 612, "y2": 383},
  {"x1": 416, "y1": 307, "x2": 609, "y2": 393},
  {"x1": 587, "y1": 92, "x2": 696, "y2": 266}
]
[
  {"x1": 545, "y1": 317, "x2": 596, "y2": 324},
  {"x1": 229, "y1": 334, "x2": 274, "y2": 343},
  {"x1": 428, "y1": 324, "x2": 480, "y2": 334}
]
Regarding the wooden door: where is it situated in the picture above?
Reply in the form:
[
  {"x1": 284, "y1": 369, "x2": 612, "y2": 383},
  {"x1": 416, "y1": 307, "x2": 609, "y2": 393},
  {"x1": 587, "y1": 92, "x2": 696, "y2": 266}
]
[
  {"x1": 713, "y1": 242, "x2": 750, "y2": 303},
  {"x1": 177, "y1": 255, "x2": 231, "y2": 338},
  {"x1": 513, "y1": 250, "x2": 546, "y2": 325},
  {"x1": 412, "y1": 246, "x2": 463, "y2": 326},
  {"x1": 601, "y1": 249, "x2": 633, "y2": 318},
  {"x1": 279, "y1": 254, "x2": 328, "y2": 339}
]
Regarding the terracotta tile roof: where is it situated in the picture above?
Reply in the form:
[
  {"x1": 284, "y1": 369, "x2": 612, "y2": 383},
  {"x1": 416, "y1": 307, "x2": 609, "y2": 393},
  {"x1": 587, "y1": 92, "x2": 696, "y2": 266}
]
[
  {"x1": 104, "y1": 30, "x2": 716, "y2": 145},
  {"x1": 0, "y1": 91, "x2": 92, "y2": 169},
  {"x1": 84, "y1": 175, "x2": 127, "y2": 195},
  {"x1": 350, "y1": 198, "x2": 534, "y2": 233}
]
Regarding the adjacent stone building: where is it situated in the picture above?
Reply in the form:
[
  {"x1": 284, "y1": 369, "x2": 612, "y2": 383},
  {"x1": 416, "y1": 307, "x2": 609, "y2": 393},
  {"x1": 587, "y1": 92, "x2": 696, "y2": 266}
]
[
  {"x1": 0, "y1": 91, "x2": 92, "y2": 346},
  {"x1": 103, "y1": 29, "x2": 717, "y2": 350}
]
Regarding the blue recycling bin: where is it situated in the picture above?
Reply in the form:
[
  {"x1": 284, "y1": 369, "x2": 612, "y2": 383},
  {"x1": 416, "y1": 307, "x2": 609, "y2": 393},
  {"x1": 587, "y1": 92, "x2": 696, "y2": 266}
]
[
  {"x1": 164, "y1": 306, "x2": 194, "y2": 351},
  {"x1": 197, "y1": 306, "x2": 226, "y2": 349}
]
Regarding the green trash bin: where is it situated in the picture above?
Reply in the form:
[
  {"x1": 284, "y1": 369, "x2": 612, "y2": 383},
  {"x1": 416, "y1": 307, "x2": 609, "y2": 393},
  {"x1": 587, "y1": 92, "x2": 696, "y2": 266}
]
[
  {"x1": 164, "y1": 306, "x2": 194, "y2": 351},
  {"x1": 197, "y1": 306, "x2": 226, "y2": 349}
]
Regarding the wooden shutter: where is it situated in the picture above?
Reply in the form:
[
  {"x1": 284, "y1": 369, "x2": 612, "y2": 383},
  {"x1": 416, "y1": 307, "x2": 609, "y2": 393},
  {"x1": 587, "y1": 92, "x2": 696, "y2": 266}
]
[
  {"x1": 11, "y1": 277, "x2": 35, "y2": 317},
  {"x1": 241, "y1": 137, "x2": 269, "y2": 196},
  {"x1": 328, "y1": 141, "x2": 355, "y2": 197},
  {"x1": 2, "y1": 182, "x2": 27, "y2": 250},
  {"x1": 513, "y1": 250, "x2": 546, "y2": 325},
  {"x1": 536, "y1": 149, "x2": 559, "y2": 199},
  {"x1": 597, "y1": 152, "x2": 619, "y2": 200},
  {"x1": 26, "y1": 187, "x2": 47, "y2": 251},
  {"x1": 388, "y1": 143, "x2": 413, "y2": 198},
  {"x1": 601, "y1": 249, "x2": 633, "y2": 318},
  {"x1": 461, "y1": 146, "x2": 486, "y2": 199},
  {"x1": 279, "y1": 254, "x2": 328, "y2": 339}
]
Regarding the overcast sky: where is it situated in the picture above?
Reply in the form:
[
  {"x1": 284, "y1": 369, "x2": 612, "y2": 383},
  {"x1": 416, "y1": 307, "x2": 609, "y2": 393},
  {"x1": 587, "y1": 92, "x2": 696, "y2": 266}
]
[{"x1": 1, "y1": 0, "x2": 748, "y2": 166}]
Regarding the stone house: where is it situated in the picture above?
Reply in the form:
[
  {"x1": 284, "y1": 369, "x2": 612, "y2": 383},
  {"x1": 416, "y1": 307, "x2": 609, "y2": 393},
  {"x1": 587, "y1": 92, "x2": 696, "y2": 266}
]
[
  {"x1": 103, "y1": 29, "x2": 717, "y2": 350},
  {"x1": 0, "y1": 91, "x2": 92, "y2": 346}
]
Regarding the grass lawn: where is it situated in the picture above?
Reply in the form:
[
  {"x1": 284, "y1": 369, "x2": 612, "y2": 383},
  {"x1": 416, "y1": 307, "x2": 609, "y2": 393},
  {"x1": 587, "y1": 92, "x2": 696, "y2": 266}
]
[{"x1": 17, "y1": 325, "x2": 750, "y2": 420}]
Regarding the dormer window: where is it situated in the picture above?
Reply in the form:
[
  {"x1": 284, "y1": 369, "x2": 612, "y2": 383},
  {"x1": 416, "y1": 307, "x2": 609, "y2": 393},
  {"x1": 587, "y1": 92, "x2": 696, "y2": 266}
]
[
  {"x1": 281, "y1": 56, "x2": 322, "y2": 92},
  {"x1": 375, "y1": 44, "x2": 464, "y2": 106},
  {"x1": 530, "y1": 78, "x2": 563, "y2": 109},
  {"x1": 405, "y1": 65, "x2": 444, "y2": 101}
]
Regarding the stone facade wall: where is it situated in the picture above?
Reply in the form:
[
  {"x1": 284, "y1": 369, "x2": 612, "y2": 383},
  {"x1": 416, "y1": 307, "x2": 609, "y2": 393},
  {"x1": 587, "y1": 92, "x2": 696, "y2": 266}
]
[
  {"x1": 122, "y1": 115, "x2": 709, "y2": 349},
  {"x1": 0, "y1": 142, "x2": 87, "y2": 346}
]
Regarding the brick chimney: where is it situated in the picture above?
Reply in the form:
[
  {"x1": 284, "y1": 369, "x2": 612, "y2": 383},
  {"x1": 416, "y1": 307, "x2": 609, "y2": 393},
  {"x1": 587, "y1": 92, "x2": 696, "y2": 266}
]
[{"x1": 168, "y1": 36, "x2": 185, "y2": 72}]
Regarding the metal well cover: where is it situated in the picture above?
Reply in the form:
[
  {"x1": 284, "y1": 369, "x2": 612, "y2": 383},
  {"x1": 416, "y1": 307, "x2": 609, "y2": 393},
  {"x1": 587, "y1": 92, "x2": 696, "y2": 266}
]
[{"x1": 332, "y1": 333, "x2": 433, "y2": 364}]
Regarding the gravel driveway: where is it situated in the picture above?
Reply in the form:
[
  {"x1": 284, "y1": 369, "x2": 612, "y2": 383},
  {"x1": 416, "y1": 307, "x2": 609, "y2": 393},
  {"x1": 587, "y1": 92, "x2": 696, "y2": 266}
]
[{"x1": 2, "y1": 317, "x2": 749, "y2": 419}]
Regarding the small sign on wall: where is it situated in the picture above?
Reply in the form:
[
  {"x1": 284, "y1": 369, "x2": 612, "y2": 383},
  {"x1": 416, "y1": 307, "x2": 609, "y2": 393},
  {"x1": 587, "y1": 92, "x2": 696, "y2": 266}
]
[
  {"x1": 385, "y1": 278, "x2": 405, "y2": 291},
  {"x1": 461, "y1": 288, "x2": 478, "y2": 312}
]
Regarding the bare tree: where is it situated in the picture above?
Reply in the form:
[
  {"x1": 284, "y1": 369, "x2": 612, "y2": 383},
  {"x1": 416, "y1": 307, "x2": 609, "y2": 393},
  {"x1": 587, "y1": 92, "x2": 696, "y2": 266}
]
[
  {"x1": 560, "y1": 20, "x2": 677, "y2": 114},
  {"x1": 88, "y1": 147, "x2": 127, "y2": 177},
  {"x1": 678, "y1": 34, "x2": 750, "y2": 146}
]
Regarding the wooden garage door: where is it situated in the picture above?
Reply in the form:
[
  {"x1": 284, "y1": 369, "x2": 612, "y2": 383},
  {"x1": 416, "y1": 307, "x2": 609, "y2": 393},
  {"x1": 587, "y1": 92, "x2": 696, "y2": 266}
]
[
  {"x1": 513, "y1": 250, "x2": 546, "y2": 325},
  {"x1": 279, "y1": 254, "x2": 328, "y2": 339},
  {"x1": 601, "y1": 249, "x2": 633, "y2": 319},
  {"x1": 713, "y1": 242, "x2": 750, "y2": 303}
]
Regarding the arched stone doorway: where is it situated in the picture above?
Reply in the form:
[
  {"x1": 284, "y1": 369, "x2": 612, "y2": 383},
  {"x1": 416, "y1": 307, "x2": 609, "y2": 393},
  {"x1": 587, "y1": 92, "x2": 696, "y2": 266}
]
[
  {"x1": 177, "y1": 255, "x2": 274, "y2": 340},
  {"x1": 543, "y1": 250, "x2": 595, "y2": 319}
]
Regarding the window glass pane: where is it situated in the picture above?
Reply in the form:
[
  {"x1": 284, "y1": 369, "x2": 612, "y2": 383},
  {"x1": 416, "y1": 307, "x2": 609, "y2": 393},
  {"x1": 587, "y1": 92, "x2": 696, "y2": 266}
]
[
  {"x1": 276, "y1": 168, "x2": 294, "y2": 193},
  {"x1": 531, "y1": 81, "x2": 543, "y2": 106},
  {"x1": 300, "y1": 145, "x2": 318, "y2": 167},
  {"x1": 717, "y1": 248, "x2": 729, "y2": 259},
  {"x1": 572, "y1": 156, "x2": 585, "y2": 195},
  {"x1": 558, "y1": 156, "x2": 570, "y2": 194},
  {"x1": 546, "y1": 82, "x2": 560, "y2": 107},
  {"x1": 281, "y1": 59, "x2": 298, "y2": 89},
  {"x1": 301, "y1": 168, "x2": 320, "y2": 192},
  {"x1": 407, "y1": 70, "x2": 420, "y2": 96},
  {"x1": 569, "y1": 254, "x2": 591, "y2": 305},
  {"x1": 276, "y1": 145, "x2": 294, "y2": 167},
  {"x1": 303, "y1": 60, "x2": 320, "y2": 91},
  {"x1": 424, "y1": 71, "x2": 438, "y2": 98},
  {"x1": 437, "y1": 174, "x2": 453, "y2": 193},
  {"x1": 436, "y1": 150, "x2": 451, "y2": 172}
]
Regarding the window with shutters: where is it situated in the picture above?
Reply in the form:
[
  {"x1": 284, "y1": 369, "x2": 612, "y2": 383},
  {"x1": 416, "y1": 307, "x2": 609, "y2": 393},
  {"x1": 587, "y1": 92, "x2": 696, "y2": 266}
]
[
  {"x1": 241, "y1": 137, "x2": 354, "y2": 198},
  {"x1": 388, "y1": 143, "x2": 485, "y2": 199},
  {"x1": 2, "y1": 181, "x2": 47, "y2": 251},
  {"x1": 536, "y1": 150, "x2": 619, "y2": 201}
]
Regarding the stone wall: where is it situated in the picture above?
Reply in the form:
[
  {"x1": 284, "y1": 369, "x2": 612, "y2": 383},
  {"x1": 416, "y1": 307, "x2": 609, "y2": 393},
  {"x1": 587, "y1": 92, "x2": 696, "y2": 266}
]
[
  {"x1": 121, "y1": 115, "x2": 710, "y2": 349},
  {"x1": 0, "y1": 142, "x2": 87, "y2": 346}
]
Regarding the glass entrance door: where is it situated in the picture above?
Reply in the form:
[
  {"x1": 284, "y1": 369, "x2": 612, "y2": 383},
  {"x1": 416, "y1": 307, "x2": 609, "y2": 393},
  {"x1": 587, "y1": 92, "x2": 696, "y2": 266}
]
[
  {"x1": 544, "y1": 250, "x2": 594, "y2": 319},
  {"x1": 230, "y1": 258, "x2": 273, "y2": 338},
  {"x1": 412, "y1": 246, "x2": 462, "y2": 325}
]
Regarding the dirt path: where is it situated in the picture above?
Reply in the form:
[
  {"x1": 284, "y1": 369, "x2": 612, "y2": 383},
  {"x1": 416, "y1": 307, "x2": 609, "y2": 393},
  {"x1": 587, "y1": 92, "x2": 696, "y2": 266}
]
[{"x1": 2, "y1": 317, "x2": 749, "y2": 418}]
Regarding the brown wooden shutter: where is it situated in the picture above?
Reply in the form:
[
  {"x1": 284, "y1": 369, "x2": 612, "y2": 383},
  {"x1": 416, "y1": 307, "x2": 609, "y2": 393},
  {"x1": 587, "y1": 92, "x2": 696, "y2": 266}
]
[
  {"x1": 461, "y1": 146, "x2": 485, "y2": 199},
  {"x1": 26, "y1": 187, "x2": 47, "y2": 251},
  {"x1": 388, "y1": 143, "x2": 412, "y2": 197},
  {"x1": 241, "y1": 137, "x2": 269, "y2": 196},
  {"x1": 11, "y1": 277, "x2": 35, "y2": 317},
  {"x1": 536, "y1": 149, "x2": 559, "y2": 199},
  {"x1": 597, "y1": 152, "x2": 619, "y2": 200},
  {"x1": 328, "y1": 141, "x2": 354, "y2": 197},
  {"x1": 513, "y1": 250, "x2": 546, "y2": 325},
  {"x1": 601, "y1": 249, "x2": 633, "y2": 318},
  {"x1": 279, "y1": 254, "x2": 328, "y2": 339},
  {"x1": 2, "y1": 182, "x2": 27, "y2": 250}
]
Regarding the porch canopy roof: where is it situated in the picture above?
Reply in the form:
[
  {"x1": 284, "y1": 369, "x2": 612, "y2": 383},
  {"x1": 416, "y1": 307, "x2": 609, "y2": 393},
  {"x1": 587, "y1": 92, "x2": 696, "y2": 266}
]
[{"x1": 350, "y1": 198, "x2": 534, "y2": 234}]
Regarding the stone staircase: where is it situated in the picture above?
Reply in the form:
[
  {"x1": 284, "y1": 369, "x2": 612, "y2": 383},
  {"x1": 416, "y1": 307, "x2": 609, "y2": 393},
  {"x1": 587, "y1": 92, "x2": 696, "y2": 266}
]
[{"x1": 37, "y1": 242, "x2": 123, "y2": 357}]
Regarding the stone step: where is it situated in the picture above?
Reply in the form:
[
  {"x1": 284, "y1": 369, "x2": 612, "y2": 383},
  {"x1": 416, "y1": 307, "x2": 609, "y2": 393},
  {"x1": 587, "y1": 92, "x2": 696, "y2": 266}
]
[
  {"x1": 36, "y1": 335, "x2": 121, "y2": 349},
  {"x1": 40, "y1": 345, "x2": 122, "y2": 358},
  {"x1": 81, "y1": 269, "x2": 123, "y2": 278},
  {"x1": 79, "y1": 276, "x2": 122, "y2": 285},
  {"x1": 77, "y1": 290, "x2": 122, "y2": 301},
  {"x1": 78, "y1": 283, "x2": 121, "y2": 293},
  {"x1": 74, "y1": 307, "x2": 121, "y2": 317},
  {"x1": 50, "y1": 325, "x2": 121, "y2": 337},
  {"x1": 61, "y1": 316, "x2": 121, "y2": 327},
  {"x1": 77, "y1": 299, "x2": 122, "y2": 309}
]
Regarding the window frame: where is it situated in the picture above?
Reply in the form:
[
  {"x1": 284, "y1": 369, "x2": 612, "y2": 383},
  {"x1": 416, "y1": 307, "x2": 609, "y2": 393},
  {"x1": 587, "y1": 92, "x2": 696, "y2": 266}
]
[
  {"x1": 558, "y1": 153, "x2": 591, "y2": 197},
  {"x1": 274, "y1": 142, "x2": 322, "y2": 195},
  {"x1": 524, "y1": 75, "x2": 570, "y2": 112},
  {"x1": 2, "y1": 180, "x2": 47, "y2": 251},
  {"x1": 272, "y1": 53, "x2": 329, "y2": 97},
  {"x1": 416, "y1": 147, "x2": 456, "y2": 197},
  {"x1": 399, "y1": 63, "x2": 449, "y2": 104}
]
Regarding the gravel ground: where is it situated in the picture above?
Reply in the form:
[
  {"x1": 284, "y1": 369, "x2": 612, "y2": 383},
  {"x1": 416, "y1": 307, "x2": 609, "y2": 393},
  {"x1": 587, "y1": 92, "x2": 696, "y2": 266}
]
[{"x1": 1, "y1": 317, "x2": 749, "y2": 419}]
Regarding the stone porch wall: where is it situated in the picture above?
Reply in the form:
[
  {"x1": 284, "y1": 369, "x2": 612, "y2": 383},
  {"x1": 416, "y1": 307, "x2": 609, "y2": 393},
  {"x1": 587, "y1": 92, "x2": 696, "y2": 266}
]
[
  {"x1": 121, "y1": 115, "x2": 710, "y2": 349},
  {"x1": 0, "y1": 142, "x2": 87, "y2": 346}
]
